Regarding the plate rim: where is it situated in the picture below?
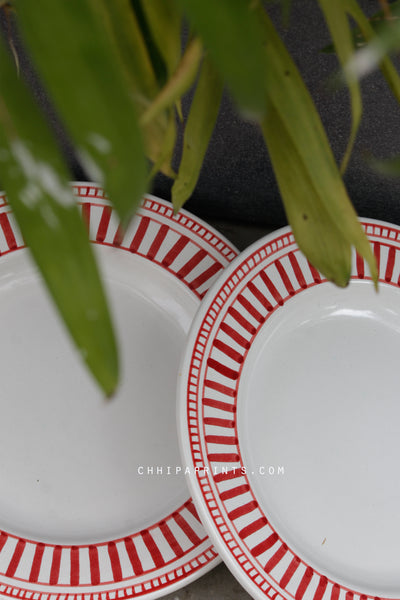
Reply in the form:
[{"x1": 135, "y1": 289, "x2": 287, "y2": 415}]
[
  {"x1": 178, "y1": 217, "x2": 400, "y2": 600},
  {"x1": 0, "y1": 183, "x2": 240, "y2": 600}
]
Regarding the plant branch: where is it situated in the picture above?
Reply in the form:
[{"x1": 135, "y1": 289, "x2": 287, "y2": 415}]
[{"x1": 140, "y1": 37, "x2": 203, "y2": 127}]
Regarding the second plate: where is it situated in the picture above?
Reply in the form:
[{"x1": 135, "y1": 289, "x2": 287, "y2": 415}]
[{"x1": 179, "y1": 219, "x2": 400, "y2": 600}]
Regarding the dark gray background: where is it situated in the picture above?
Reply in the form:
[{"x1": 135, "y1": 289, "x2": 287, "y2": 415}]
[
  {"x1": 152, "y1": 0, "x2": 400, "y2": 229},
  {"x1": 4, "y1": 1, "x2": 400, "y2": 230}
]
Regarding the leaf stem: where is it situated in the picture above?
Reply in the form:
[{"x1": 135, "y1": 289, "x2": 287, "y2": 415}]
[{"x1": 140, "y1": 37, "x2": 203, "y2": 127}]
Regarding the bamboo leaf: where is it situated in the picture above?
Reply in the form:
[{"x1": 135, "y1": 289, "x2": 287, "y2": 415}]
[
  {"x1": 0, "y1": 37, "x2": 119, "y2": 396},
  {"x1": 146, "y1": 108, "x2": 177, "y2": 181},
  {"x1": 258, "y1": 6, "x2": 377, "y2": 287},
  {"x1": 140, "y1": 37, "x2": 203, "y2": 127},
  {"x1": 368, "y1": 154, "x2": 400, "y2": 176},
  {"x1": 95, "y1": 0, "x2": 160, "y2": 108},
  {"x1": 281, "y1": 0, "x2": 293, "y2": 26},
  {"x1": 16, "y1": 0, "x2": 147, "y2": 228},
  {"x1": 267, "y1": 0, "x2": 293, "y2": 28},
  {"x1": 318, "y1": 0, "x2": 362, "y2": 174},
  {"x1": 87, "y1": 0, "x2": 178, "y2": 176},
  {"x1": 93, "y1": 0, "x2": 178, "y2": 178},
  {"x1": 130, "y1": 0, "x2": 167, "y2": 89},
  {"x1": 344, "y1": 0, "x2": 400, "y2": 105},
  {"x1": 321, "y1": 1, "x2": 400, "y2": 53},
  {"x1": 262, "y1": 105, "x2": 352, "y2": 285},
  {"x1": 177, "y1": 0, "x2": 268, "y2": 120},
  {"x1": 141, "y1": 0, "x2": 183, "y2": 79},
  {"x1": 86, "y1": 0, "x2": 180, "y2": 185},
  {"x1": 172, "y1": 55, "x2": 223, "y2": 212}
]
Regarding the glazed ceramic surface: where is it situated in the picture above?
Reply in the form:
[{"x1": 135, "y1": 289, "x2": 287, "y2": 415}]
[
  {"x1": 0, "y1": 184, "x2": 238, "y2": 600},
  {"x1": 179, "y1": 219, "x2": 400, "y2": 600}
]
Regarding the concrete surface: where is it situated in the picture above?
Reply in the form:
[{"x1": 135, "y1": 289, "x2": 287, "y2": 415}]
[{"x1": 163, "y1": 563, "x2": 253, "y2": 600}]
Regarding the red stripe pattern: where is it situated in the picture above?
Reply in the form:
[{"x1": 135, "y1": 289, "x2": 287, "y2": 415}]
[
  {"x1": 0, "y1": 213, "x2": 18, "y2": 251},
  {"x1": 0, "y1": 212, "x2": 23, "y2": 253},
  {"x1": 96, "y1": 205, "x2": 112, "y2": 243},
  {"x1": 0, "y1": 185, "x2": 236, "y2": 597},
  {"x1": 385, "y1": 246, "x2": 396, "y2": 282},
  {"x1": 29, "y1": 543, "x2": 45, "y2": 583},
  {"x1": 70, "y1": 546, "x2": 80, "y2": 586},
  {"x1": 74, "y1": 189, "x2": 237, "y2": 299},
  {"x1": 141, "y1": 530, "x2": 165, "y2": 568},
  {"x1": 0, "y1": 546, "x2": 220, "y2": 600},
  {"x1": 3, "y1": 189, "x2": 399, "y2": 599},
  {"x1": 6, "y1": 540, "x2": 26, "y2": 578},
  {"x1": 186, "y1": 222, "x2": 400, "y2": 600},
  {"x1": 356, "y1": 251, "x2": 365, "y2": 279},
  {"x1": 0, "y1": 449, "x2": 210, "y2": 582},
  {"x1": 124, "y1": 537, "x2": 143, "y2": 576},
  {"x1": 108, "y1": 542, "x2": 123, "y2": 582},
  {"x1": 89, "y1": 545, "x2": 100, "y2": 585},
  {"x1": 50, "y1": 545, "x2": 62, "y2": 585},
  {"x1": 159, "y1": 521, "x2": 184, "y2": 557}
]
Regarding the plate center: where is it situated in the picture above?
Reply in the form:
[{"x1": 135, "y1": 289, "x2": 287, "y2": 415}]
[
  {"x1": 238, "y1": 279, "x2": 400, "y2": 596},
  {"x1": 0, "y1": 247, "x2": 197, "y2": 544}
]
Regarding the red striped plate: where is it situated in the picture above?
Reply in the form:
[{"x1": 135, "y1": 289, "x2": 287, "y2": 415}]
[
  {"x1": 179, "y1": 220, "x2": 400, "y2": 600},
  {"x1": 0, "y1": 183, "x2": 238, "y2": 600}
]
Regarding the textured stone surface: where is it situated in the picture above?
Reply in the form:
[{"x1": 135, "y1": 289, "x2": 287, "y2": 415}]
[{"x1": 163, "y1": 563, "x2": 253, "y2": 600}]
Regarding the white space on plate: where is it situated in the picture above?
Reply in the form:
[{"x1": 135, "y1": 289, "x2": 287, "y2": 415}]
[
  {"x1": 0, "y1": 184, "x2": 238, "y2": 600},
  {"x1": 179, "y1": 219, "x2": 400, "y2": 600}
]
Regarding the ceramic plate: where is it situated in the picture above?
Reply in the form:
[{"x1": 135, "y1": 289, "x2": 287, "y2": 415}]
[
  {"x1": 0, "y1": 183, "x2": 238, "y2": 600},
  {"x1": 179, "y1": 218, "x2": 400, "y2": 600}
]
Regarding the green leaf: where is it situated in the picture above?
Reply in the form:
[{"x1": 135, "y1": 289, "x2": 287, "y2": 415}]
[
  {"x1": 95, "y1": 0, "x2": 160, "y2": 108},
  {"x1": 321, "y1": 0, "x2": 400, "y2": 53},
  {"x1": 130, "y1": 0, "x2": 168, "y2": 89},
  {"x1": 281, "y1": 0, "x2": 293, "y2": 27},
  {"x1": 318, "y1": 0, "x2": 362, "y2": 174},
  {"x1": 141, "y1": 0, "x2": 183, "y2": 79},
  {"x1": 16, "y1": 0, "x2": 147, "y2": 228},
  {"x1": 268, "y1": 0, "x2": 293, "y2": 28},
  {"x1": 262, "y1": 105, "x2": 352, "y2": 285},
  {"x1": 0, "y1": 38, "x2": 119, "y2": 396},
  {"x1": 368, "y1": 154, "x2": 400, "y2": 176},
  {"x1": 147, "y1": 108, "x2": 177, "y2": 181},
  {"x1": 172, "y1": 55, "x2": 223, "y2": 212},
  {"x1": 177, "y1": 0, "x2": 268, "y2": 120},
  {"x1": 258, "y1": 6, "x2": 377, "y2": 287},
  {"x1": 343, "y1": 0, "x2": 400, "y2": 105},
  {"x1": 88, "y1": 0, "x2": 177, "y2": 175},
  {"x1": 140, "y1": 37, "x2": 203, "y2": 127}
]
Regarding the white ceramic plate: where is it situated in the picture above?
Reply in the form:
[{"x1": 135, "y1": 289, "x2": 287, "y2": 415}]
[
  {"x1": 0, "y1": 184, "x2": 238, "y2": 600},
  {"x1": 179, "y1": 219, "x2": 400, "y2": 600}
]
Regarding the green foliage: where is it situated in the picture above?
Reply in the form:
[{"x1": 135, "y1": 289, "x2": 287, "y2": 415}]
[
  {"x1": 16, "y1": 0, "x2": 147, "y2": 227},
  {"x1": 174, "y1": 0, "x2": 269, "y2": 120},
  {"x1": 1, "y1": 0, "x2": 398, "y2": 391},
  {"x1": 171, "y1": 55, "x2": 224, "y2": 212},
  {"x1": 0, "y1": 35, "x2": 119, "y2": 396},
  {"x1": 318, "y1": 0, "x2": 363, "y2": 174},
  {"x1": 321, "y1": 0, "x2": 400, "y2": 177},
  {"x1": 258, "y1": 6, "x2": 377, "y2": 287}
]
